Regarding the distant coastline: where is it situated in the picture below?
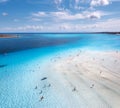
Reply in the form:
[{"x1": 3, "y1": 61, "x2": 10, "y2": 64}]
[
  {"x1": 0, "y1": 34, "x2": 19, "y2": 38},
  {"x1": 98, "y1": 32, "x2": 120, "y2": 35}
]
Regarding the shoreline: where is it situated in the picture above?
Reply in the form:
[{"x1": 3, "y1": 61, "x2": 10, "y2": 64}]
[{"x1": 45, "y1": 49, "x2": 120, "y2": 107}]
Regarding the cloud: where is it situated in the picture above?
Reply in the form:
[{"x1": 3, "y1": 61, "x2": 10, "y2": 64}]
[
  {"x1": 94, "y1": 18, "x2": 120, "y2": 31},
  {"x1": 111, "y1": 0, "x2": 120, "y2": 1},
  {"x1": 59, "y1": 24, "x2": 73, "y2": 30},
  {"x1": 74, "y1": 0, "x2": 85, "y2": 10},
  {"x1": 32, "y1": 12, "x2": 46, "y2": 17},
  {"x1": 17, "y1": 25, "x2": 43, "y2": 31},
  {"x1": 30, "y1": 12, "x2": 47, "y2": 21},
  {"x1": 54, "y1": 0, "x2": 62, "y2": 5},
  {"x1": 75, "y1": 0, "x2": 80, "y2": 4},
  {"x1": 31, "y1": 10, "x2": 104, "y2": 22},
  {"x1": 87, "y1": 11, "x2": 101, "y2": 19},
  {"x1": 2, "y1": 25, "x2": 43, "y2": 32},
  {"x1": 30, "y1": 18, "x2": 41, "y2": 21},
  {"x1": 54, "y1": 0, "x2": 85, "y2": 10},
  {"x1": 74, "y1": 18, "x2": 120, "y2": 32},
  {"x1": 51, "y1": 11, "x2": 84, "y2": 20},
  {"x1": 90, "y1": 0, "x2": 109, "y2": 7},
  {"x1": 65, "y1": 18, "x2": 120, "y2": 32},
  {"x1": 13, "y1": 19, "x2": 19, "y2": 22},
  {"x1": 1, "y1": 18, "x2": 120, "y2": 32},
  {"x1": 51, "y1": 11, "x2": 102, "y2": 20},
  {"x1": 2, "y1": 12, "x2": 8, "y2": 16},
  {"x1": 0, "y1": 0, "x2": 8, "y2": 3}
]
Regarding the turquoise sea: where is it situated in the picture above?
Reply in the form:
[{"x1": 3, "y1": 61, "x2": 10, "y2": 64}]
[{"x1": 0, "y1": 33, "x2": 120, "y2": 108}]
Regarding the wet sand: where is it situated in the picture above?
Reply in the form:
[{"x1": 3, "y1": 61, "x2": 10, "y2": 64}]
[{"x1": 45, "y1": 49, "x2": 120, "y2": 108}]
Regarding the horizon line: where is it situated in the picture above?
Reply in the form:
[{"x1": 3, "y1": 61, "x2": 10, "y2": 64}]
[{"x1": 0, "y1": 32, "x2": 120, "y2": 34}]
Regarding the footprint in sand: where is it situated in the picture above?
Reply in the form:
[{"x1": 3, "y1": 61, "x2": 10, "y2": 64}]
[
  {"x1": 90, "y1": 84, "x2": 94, "y2": 88},
  {"x1": 72, "y1": 87, "x2": 77, "y2": 92}
]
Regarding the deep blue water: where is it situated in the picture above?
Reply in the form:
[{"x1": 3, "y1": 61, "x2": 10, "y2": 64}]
[
  {"x1": 0, "y1": 33, "x2": 120, "y2": 54},
  {"x1": 0, "y1": 33, "x2": 120, "y2": 108}
]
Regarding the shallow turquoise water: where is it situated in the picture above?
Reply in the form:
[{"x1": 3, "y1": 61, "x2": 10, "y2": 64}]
[{"x1": 0, "y1": 33, "x2": 120, "y2": 108}]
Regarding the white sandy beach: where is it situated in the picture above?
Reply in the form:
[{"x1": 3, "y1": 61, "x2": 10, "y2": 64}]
[{"x1": 42, "y1": 49, "x2": 120, "y2": 108}]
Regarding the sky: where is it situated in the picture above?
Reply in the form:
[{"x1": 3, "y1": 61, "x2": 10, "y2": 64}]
[{"x1": 0, "y1": 0, "x2": 120, "y2": 32}]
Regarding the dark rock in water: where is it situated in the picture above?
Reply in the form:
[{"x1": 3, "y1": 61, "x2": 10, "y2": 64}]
[
  {"x1": 35, "y1": 86, "x2": 37, "y2": 89},
  {"x1": 48, "y1": 84, "x2": 51, "y2": 87},
  {"x1": 41, "y1": 77, "x2": 47, "y2": 81},
  {"x1": 39, "y1": 96, "x2": 44, "y2": 101},
  {"x1": 0, "y1": 34, "x2": 83, "y2": 54},
  {"x1": 0, "y1": 64, "x2": 7, "y2": 68}
]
